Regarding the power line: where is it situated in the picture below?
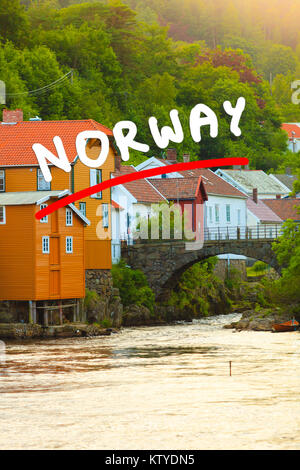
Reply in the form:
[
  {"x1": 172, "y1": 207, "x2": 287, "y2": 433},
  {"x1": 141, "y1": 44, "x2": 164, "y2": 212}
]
[{"x1": 5, "y1": 71, "x2": 73, "y2": 97}]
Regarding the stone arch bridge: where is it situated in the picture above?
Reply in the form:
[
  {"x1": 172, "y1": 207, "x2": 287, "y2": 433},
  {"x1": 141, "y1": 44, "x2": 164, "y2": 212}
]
[{"x1": 121, "y1": 225, "x2": 281, "y2": 299}]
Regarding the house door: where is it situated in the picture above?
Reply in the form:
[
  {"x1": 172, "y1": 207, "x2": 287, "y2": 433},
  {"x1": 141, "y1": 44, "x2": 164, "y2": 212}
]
[
  {"x1": 50, "y1": 236, "x2": 60, "y2": 266},
  {"x1": 50, "y1": 270, "x2": 60, "y2": 297},
  {"x1": 50, "y1": 236, "x2": 60, "y2": 297}
]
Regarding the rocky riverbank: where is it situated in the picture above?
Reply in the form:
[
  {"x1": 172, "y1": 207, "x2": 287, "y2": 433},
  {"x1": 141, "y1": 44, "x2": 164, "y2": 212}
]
[
  {"x1": 224, "y1": 309, "x2": 298, "y2": 332},
  {"x1": 0, "y1": 322, "x2": 116, "y2": 339}
]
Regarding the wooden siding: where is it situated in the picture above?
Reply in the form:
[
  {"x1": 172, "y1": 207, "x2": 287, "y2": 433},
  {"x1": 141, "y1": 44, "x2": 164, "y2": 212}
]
[
  {"x1": 0, "y1": 205, "x2": 35, "y2": 300},
  {"x1": 1, "y1": 139, "x2": 115, "y2": 270},
  {"x1": 0, "y1": 201, "x2": 85, "y2": 301},
  {"x1": 34, "y1": 201, "x2": 85, "y2": 300}
]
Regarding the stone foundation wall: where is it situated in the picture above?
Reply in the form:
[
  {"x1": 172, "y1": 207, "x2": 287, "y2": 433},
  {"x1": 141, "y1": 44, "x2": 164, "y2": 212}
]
[{"x1": 85, "y1": 270, "x2": 123, "y2": 327}]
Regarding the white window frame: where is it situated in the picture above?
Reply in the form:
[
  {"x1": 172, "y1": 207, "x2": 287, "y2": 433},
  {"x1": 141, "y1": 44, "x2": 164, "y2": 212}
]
[
  {"x1": 37, "y1": 169, "x2": 51, "y2": 191},
  {"x1": 226, "y1": 204, "x2": 231, "y2": 223},
  {"x1": 90, "y1": 169, "x2": 102, "y2": 199},
  {"x1": 0, "y1": 170, "x2": 5, "y2": 192},
  {"x1": 66, "y1": 207, "x2": 73, "y2": 226},
  {"x1": 102, "y1": 203, "x2": 109, "y2": 228},
  {"x1": 79, "y1": 202, "x2": 86, "y2": 217},
  {"x1": 42, "y1": 236, "x2": 50, "y2": 254},
  {"x1": 237, "y1": 208, "x2": 241, "y2": 226},
  {"x1": 66, "y1": 236, "x2": 73, "y2": 254},
  {"x1": 40, "y1": 204, "x2": 48, "y2": 223},
  {"x1": 0, "y1": 206, "x2": 6, "y2": 224}
]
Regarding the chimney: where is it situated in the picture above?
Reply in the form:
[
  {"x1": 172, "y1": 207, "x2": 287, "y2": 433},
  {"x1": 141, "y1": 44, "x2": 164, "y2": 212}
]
[
  {"x1": 253, "y1": 188, "x2": 258, "y2": 204},
  {"x1": 276, "y1": 194, "x2": 281, "y2": 199},
  {"x1": 2, "y1": 109, "x2": 23, "y2": 123},
  {"x1": 183, "y1": 153, "x2": 190, "y2": 163},
  {"x1": 166, "y1": 148, "x2": 177, "y2": 163},
  {"x1": 115, "y1": 155, "x2": 121, "y2": 171}
]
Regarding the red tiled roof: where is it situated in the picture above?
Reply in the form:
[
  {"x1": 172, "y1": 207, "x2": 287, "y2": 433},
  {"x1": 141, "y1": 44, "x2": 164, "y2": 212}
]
[
  {"x1": 282, "y1": 123, "x2": 300, "y2": 140},
  {"x1": 247, "y1": 198, "x2": 282, "y2": 223},
  {"x1": 262, "y1": 198, "x2": 300, "y2": 221},
  {"x1": 179, "y1": 168, "x2": 247, "y2": 198},
  {"x1": 153, "y1": 160, "x2": 247, "y2": 198},
  {"x1": 0, "y1": 119, "x2": 113, "y2": 166},
  {"x1": 150, "y1": 177, "x2": 205, "y2": 200},
  {"x1": 113, "y1": 165, "x2": 166, "y2": 203}
]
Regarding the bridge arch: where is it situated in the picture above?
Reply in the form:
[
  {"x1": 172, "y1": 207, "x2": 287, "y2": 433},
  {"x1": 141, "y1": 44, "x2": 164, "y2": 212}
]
[{"x1": 122, "y1": 238, "x2": 281, "y2": 299}]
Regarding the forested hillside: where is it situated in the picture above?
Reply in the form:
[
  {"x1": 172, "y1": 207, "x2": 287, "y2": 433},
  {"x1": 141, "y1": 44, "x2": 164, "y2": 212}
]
[{"x1": 2, "y1": 0, "x2": 300, "y2": 170}]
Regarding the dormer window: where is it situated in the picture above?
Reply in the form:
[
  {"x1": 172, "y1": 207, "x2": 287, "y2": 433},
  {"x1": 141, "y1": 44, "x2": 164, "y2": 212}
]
[
  {"x1": 37, "y1": 169, "x2": 50, "y2": 191},
  {"x1": 0, "y1": 170, "x2": 5, "y2": 192}
]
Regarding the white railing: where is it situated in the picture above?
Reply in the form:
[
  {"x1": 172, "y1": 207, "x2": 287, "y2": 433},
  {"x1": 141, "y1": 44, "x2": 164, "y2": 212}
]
[{"x1": 204, "y1": 224, "x2": 282, "y2": 242}]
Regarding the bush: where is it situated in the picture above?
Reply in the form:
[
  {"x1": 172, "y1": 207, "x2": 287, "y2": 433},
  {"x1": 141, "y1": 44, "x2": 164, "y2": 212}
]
[
  {"x1": 84, "y1": 289, "x2": 100, "y2": 310},
  {"x1": 112, "y1": 260, "x2": 155, "y2": 313},
  {"x1": 252, "y1": 261, "x2": 268, "y2": 273}
]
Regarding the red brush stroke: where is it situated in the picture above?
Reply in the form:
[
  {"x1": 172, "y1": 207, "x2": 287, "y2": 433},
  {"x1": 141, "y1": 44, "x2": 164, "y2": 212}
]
[{"x1": 35, "y1": 157, "x2": 249, "y2": 220}]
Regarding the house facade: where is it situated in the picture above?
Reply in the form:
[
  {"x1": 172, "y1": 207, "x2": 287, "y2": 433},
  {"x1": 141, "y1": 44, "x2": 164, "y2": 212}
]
[
  {"x1": 0, "y1": 110, "x2": 117, "y2": 270},
  {"x1": 136, "y1": 153, "x2": 248, "y2": 240},
  {"x1": 111, "y1": 164, "x2": 167, "y2": 262},
  {"x1": 0, "y1": 191, "x2": 89, "y2": 324}
]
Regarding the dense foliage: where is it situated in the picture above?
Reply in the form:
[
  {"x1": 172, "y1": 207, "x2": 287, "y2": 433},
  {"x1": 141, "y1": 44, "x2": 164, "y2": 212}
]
[
  {"x1": 168, "y1": 257, "x2": 232, "y2": 317},
  {"x1": 1, "y1": 0, "x2": 300, "y2": 171},
  {"x1": 111, "y1": 259, "x2": 155, "y2": 312},
  {"x1": 272, "y1": 220, "x2": 300, "y2": 306}
]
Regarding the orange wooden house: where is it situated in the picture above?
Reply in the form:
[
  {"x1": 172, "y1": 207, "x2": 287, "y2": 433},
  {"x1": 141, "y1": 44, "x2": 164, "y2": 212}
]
[
  {"x1": 0, "y1": 191, "x2": 89, "y2": 324},
  {"x1": 0, "y1": 110, "x2": 117, "y2": 270}
]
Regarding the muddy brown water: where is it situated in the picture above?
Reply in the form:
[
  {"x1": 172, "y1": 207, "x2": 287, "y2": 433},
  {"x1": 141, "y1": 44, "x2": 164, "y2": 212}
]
[{"x1": 0, "y1": 314, "x2": 299, "y2": 450}]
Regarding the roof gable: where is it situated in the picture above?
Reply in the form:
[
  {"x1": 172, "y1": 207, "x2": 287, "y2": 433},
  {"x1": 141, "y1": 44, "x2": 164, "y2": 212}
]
[
  {"x1": 150, "y1": 177, "x2": 208, "y2": 201},
  {"x1": 0, "y1": 190, "x2": 90, "y2": 225}
]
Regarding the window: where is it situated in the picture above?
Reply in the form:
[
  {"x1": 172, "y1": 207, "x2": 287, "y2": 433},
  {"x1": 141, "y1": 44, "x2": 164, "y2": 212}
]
[
  {"x1": 215, "y1": 205, "x2": 220, "y2": 223},
  {"x1": 79, "y1": 202, "x2": 86, "y2": 217},
  {"x1": 40, "y1": 204, "x2": 48, "y2": 223},
  {"x1": 66, "y1": 208, "x2": 73, "y2": 226},
  {"x1": 208, "y1": 206, "x2": 213, "y2": 224},
  {"x1": 66, "y1": 236, "x2": 73, "y2": 253},
  {"x1": 90, "y1": 169, "x2": 102, "y2": 198},
  {"x1": 42, "y1": 236, "x2": 50, "y2": 254},
  {"x1": 0, "y1": 206, "x2": 5, "y2": 224},
  {"x1": 237, "y1": 209, "x2": 241, "y2": 226},
  {"x1": 37, "y1": 169, "x2": 51, "y2": 191},
  {"x1": 102, "y1": 204, "x2": 109, "y2": 228},
  {"x1": 0, "y1": 170, "x2": 5, "y2": 192},
  {"x1": 226, "y1": 204, "x2": 231, "y2": 223}
]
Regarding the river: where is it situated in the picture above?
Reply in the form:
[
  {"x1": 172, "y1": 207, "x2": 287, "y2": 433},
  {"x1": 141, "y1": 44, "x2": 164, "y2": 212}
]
[{"x1": 0, "y1": 314, "x2": 299, "y2": 450}]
